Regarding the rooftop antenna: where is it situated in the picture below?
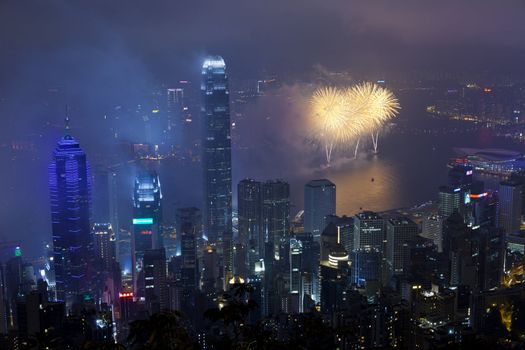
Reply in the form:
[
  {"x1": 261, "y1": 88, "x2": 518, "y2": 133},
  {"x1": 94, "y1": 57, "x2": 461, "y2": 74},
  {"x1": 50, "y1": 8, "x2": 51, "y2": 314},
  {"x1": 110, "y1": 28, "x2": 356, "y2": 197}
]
[{"x1": 65, "y1": 105, "x2": 70, "y2": 132}]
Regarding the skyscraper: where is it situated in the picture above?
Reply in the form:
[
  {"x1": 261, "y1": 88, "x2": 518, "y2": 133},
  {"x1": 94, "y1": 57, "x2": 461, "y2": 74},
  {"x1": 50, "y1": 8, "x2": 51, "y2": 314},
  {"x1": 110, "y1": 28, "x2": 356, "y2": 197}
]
[
  {"x1": 385, "y1": 217, "x2": 419, "y2": 277},
  {"x1": 238, "y1": 179, "x2": 263, "y2": 273},
  {"x1": 262, "y1": 180, "x2": 290, "y2": 260},
  {"x1": 354, "y1": 211, "x2": 384, "y2": 251},
  {"x1": 289, "y1": 238, "x2": 302, "y2": 295},
  {"x1": 92, "y1": 223, "x2": 117, "y2": 273},
  {"x1": 49, "y1": 129, "x2": 92, "y2": 304},
  {"x1": 143, "y1": 249, "x2": 168, "y2": 313},
  {"x1": 304, "y1": 179, "x2": 336, "y2": 240},
  {"x1": 201, "y1": 56, "x2": 232, "y2": 244},
  {"x1": 421, "y1": 214, "x2": 444, "y2": 252},
  {"x1": 498, "y1": 180, "x2": 523, "y2": 235},
  {"x1": 132, "y1": 170, "x2": 162, "y2": 296},
  {"x1": 438, "y1": 185, "x2": 461, "y2": 219}
]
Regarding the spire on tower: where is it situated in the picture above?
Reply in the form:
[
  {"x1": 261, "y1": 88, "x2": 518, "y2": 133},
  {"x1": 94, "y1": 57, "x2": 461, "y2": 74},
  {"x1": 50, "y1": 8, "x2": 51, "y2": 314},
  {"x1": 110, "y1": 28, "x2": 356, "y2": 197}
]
[{"x1": 65, "y1": 105, "x2": 70, "y2": 132}]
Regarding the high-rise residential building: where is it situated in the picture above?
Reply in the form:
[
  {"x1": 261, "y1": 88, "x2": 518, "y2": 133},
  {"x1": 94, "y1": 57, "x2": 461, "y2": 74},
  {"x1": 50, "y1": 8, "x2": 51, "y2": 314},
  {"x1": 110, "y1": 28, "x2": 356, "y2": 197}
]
[
  {"x1": 498, "y1": 180, "x2": 523, "y2": 235},
  {"x1": 304, "y1": 179, "x2": 336, "y2": 240},
  {"x1": 262, "y1": 180, "x2": 290, "y2": 261},
  {"x1": 201, "y1": 56, "x2": 232, "y2": 244},
  {"x1": 48, "y1": 129, "x2": 92, "y2": 305},
  {"x1": 132, "y1": 171, "x2": 162, "y2": 296},
  {"x1": 238, "y1": 179, "x2": 263, "y2": 273},
  {"x1": 354, "y1": 211, "x2": 384, "y2": 251},
  {"x1": 438, "y1": 185, "x2": 461, "y2": 219},
  {"x1": 92, "y1": 223, "x2": 117, "y2": 273},
  {"x1": 385, "y1": 217, "x2": 419, "y2": 277}
]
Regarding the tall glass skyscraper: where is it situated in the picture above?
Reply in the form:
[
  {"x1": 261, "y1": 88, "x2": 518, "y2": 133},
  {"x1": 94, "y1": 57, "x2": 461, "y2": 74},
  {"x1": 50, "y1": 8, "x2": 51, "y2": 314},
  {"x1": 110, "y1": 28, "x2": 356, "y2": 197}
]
[
  {"x1": 262, "y1": 180, "x2": 290, "y2": 260},
  {"x1": 49, "y1": 131, "x2": 92, "y2": 304},
  {"x1": 132, "y1": 170, "x2": 162, "y2": 296},
  {"x1": 304, "y1": 179, "x2": 336, "y2": 240},
  {"x1": 498, "y1": 180, "x2": 523, "y2": 235},
  {"x1": 238, "y1": 179, "x2": 263, "y2": 273},
  {"x1": 201, "y1": 56, "x2": 232, "y2": 244}
]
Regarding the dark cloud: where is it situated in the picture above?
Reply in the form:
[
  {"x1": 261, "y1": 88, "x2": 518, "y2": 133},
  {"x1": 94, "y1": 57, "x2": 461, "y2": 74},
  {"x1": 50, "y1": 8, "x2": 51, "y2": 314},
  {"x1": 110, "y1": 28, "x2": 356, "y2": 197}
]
[{"x1": 2, "y1": 0, "x2": 525, "y2": 83}]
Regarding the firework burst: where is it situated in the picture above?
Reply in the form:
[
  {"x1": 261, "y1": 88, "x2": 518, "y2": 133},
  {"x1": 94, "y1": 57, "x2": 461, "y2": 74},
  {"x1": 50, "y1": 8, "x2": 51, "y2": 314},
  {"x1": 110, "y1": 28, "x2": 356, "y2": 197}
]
[{"x1": 310, "y1": 83, "x2": 400, "y2": 163}]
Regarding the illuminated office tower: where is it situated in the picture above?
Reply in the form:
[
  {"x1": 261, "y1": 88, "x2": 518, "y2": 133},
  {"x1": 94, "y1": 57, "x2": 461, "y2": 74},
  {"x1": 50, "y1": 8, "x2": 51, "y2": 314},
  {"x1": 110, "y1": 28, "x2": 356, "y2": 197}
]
[
  {"x1": 320, "y1": 245, "x2": 350, "y2": 313},
  {"x1": 92, "y1": 223, "x2": 117, "y2": 273},
  {"x1": 179, "y1": 216, "x2": 198, "y2": 322},
  {"x1": 470, "y1": 185, "x2": 498, "y2": 228},
  {"x1": 132, "y1": 171, "x2": 162, "y2": 297},
  {"x1": 354, "y1": 211, "x2": 384, "y2": 251},
  {"x1": 108, "y1": 172, "x2": 119, "y2": 256},
  {"x1": 175, "y1": 207, "x2": 202, "y2": 256},
  {"x1": 143, "y1": 249, "x2": 168, "y2": 313},
  {"x1": 201, "y1": 56, "x2": 232, "y2": 244},
  {"x1": 262, "y1": 180, "x2": 290, "y2": 260},
  {"x1": 176, "y1": 208, "x2": 200, "y2": 295},
  {"x1": 438, "y1": 185, "x2": 461, "y2": 219},
  {"x1": 289, "y1": 238, "x2": 302, "y2": 294},
  {"x1": 351, "y1": 248, "x2": 381, "y2": 288},
  {"x1": 295, "y1": 232, "x2": 320, "y2": 301},
  {"x1": 320, "y1": 222, "x2": 339, "y2": 262},
  {"x1": 498, "y1": 180, "x2": 523, "y2": 235},
  {"x1": 289, "y1": 238, "x2": 303, "y2": 313},
  {"x1": 448, "y1": 165, "x2": 473, "y2": 203},
  {"x1": 421, "y1": 214, "x2": 444, "y2": 252},
  {"x1": 167, "y1": 87, "x2": 184, "y2": 131},
  {"x1": 385, "y1": 217, "x2": 418, "y2": 277},
  {"x1": 238, "y1": 179, "x2": 262, "y2": 273},
  {"x1": 48, "y1": 128, "x2": 92, "y2": 305},
  {"x1": 304, "y1": 179, "x2": 336, "y2": 240}
]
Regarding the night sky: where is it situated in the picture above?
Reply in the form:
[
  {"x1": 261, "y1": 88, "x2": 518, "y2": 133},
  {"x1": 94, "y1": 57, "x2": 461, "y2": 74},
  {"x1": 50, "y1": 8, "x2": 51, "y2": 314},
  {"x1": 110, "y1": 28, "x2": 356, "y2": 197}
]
[{"x1": 1, "y1": 0, "x2": 525, "y2": 258}]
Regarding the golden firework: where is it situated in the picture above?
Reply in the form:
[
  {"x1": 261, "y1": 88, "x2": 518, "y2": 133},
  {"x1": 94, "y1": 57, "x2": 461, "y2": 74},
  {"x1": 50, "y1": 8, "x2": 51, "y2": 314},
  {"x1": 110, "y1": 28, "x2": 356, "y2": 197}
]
[{"x1": 310, "y1": 83, "x2": 400, "y2": 163}]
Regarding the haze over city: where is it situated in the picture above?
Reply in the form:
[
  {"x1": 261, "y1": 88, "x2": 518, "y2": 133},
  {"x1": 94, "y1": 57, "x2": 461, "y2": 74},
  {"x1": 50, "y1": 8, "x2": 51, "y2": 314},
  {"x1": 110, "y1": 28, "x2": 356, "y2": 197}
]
[{"x1": 1, "y1": 1, "x2": 525, "y2": 349}]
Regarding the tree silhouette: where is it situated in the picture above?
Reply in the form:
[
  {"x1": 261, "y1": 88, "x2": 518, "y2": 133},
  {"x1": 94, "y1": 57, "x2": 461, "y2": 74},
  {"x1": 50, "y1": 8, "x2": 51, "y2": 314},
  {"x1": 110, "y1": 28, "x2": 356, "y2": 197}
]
[
  {"x1": 127, "y1": 310, "x2": 195, "y2": 350},
  {"x1": 204, "y1": 283, "x2": 259, "y2": 349}
]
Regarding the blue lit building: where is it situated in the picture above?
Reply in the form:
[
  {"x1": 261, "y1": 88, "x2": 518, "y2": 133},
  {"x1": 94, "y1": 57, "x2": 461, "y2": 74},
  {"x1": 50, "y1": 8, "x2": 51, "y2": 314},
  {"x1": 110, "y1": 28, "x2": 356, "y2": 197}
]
[
  {"x1": 132, "y1": 170, "x2": 162, "y2": 297},
  {"x1": 201, "y1": 56, "x2": 232, "y2": 244},
  {"x1": 49, "y1": 131, "x2": 92, "y2": 305}
]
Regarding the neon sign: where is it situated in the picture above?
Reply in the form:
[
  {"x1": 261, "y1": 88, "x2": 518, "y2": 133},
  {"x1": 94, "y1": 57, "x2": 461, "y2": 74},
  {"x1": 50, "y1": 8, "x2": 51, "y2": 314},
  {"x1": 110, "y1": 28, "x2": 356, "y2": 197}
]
[{"x1": 133, "y1": 218, "x2": 153, "y2": 225}]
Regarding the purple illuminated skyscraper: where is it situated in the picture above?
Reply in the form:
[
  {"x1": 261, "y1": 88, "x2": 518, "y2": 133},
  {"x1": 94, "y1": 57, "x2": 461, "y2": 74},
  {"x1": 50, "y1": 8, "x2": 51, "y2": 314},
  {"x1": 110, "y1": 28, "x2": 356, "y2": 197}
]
[{"x1": 48, "y1": 125, "x2": 92, "y2": 305}]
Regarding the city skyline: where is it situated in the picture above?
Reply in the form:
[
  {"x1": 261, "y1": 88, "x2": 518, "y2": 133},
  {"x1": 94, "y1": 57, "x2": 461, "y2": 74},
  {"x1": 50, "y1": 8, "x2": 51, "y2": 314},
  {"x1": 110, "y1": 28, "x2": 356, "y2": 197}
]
[{"x1": 2, "y1": 2, "x2": 525, "y2": 348}]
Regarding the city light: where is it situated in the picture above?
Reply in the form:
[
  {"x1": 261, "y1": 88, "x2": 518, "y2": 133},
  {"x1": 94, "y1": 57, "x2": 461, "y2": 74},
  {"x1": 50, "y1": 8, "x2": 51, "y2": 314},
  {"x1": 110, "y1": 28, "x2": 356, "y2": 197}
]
[{"x1": 133, "y1": 218, "x2": 154, "y2": 225}]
